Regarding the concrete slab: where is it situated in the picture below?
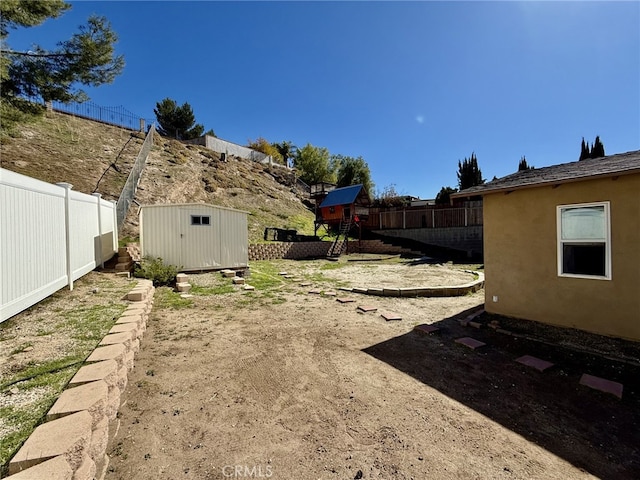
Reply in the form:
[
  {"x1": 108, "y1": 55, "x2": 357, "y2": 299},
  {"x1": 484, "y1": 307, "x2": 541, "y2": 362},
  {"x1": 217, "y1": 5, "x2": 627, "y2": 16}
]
[
  {"x1": 579, "y1": 374, "x2": 624, "y2": 399},
  {"x1": 455, "y1": 337, "x2": 486, "y2": 350},
  {"x1": 6, "y1": 455, "x2": 73, "y2": 479},
  {"x1": 308, "y1": 289, "x2": 321, "y2": 294},
  {"x1": 299, "y1": 282, "x2": 312, "y2": 287},
  {"x1": 278, "y1": 271, "x2": 288, "y2": 276},
  {"x1": 357, "y1": 306, "x2": 378, "y2": 313},
  {"x1": 336, "y1": 297, "x2": 355, "y2": 303},
  {"x1": 9, "y1": 411, "x2": 92, "y2": 474},
  {"x1": 414, "y1": 324, "x2": 440, "y2": 335},
  {"x1": 243, "y1": 285, "x2": 255, "y2": 291},
  {"x1": 515, "y1": 355, "x2": 555, "y2": 372},
  {"x1": 323, "y1": 291, "x2": 337, "y2": 296},
  {"x1": 381, "y1": 312, "x2": 402, "y2": 321}
]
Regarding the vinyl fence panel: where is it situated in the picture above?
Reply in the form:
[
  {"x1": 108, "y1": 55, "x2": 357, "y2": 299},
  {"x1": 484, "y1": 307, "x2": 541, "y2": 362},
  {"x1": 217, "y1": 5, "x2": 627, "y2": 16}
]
[{"x1": 1, "y1": 168, "x2": 118, "y2": 323}]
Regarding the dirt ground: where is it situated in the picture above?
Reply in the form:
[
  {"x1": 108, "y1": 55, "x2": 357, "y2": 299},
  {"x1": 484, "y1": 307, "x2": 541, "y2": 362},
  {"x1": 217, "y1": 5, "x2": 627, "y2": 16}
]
[{"x1": 102, "y1": 259, "x2": 640, "y2": 480}]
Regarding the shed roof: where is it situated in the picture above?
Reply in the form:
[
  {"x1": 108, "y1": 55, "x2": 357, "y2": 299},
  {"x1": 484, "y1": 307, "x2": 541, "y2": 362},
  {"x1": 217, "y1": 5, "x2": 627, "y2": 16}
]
[
  {"x1": 451, "y1": 149, "x2": 640, "y2": 198},
  {"x1": 139, "y1": 203, "x2": 249, "y2": 215},
  {"x1": 319, "y1": 184, "x2": 366, "y2": 208}
]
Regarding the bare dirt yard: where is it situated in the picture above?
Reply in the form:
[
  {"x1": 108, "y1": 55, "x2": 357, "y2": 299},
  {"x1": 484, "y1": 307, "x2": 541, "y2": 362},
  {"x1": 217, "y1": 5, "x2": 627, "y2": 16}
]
[{"x1": 99, "y1": 257, "x2": 640, "y2": 480}]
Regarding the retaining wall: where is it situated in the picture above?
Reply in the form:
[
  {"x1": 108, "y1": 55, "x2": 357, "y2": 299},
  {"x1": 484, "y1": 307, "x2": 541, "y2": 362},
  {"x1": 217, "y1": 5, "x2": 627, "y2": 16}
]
[
  {"x1": 248, "y1": 239, "x2": 419, "y2": 261},
  {"x1": 6, "y1": 280, "x2": 155, "y2": 480},
  {"x1": 374, "y1": 226, "x2": 483, "y2": 257}
]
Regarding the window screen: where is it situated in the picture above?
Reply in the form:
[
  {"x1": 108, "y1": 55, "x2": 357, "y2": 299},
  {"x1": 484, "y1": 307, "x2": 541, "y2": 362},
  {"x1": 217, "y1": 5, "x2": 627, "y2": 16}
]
[{"x1": 558, "y1": 203, "x2": 610, "y2": 279}]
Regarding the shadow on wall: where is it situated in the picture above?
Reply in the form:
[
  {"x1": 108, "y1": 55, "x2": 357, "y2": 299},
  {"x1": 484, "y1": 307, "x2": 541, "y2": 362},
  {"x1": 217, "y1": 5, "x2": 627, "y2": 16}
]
[{"x1": 362, "y1": 307, "x2": 640, "y2": 480}]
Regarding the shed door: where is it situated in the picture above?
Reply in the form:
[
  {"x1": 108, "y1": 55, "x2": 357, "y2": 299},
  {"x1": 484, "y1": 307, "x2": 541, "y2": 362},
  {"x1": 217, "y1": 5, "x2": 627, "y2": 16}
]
[{"x1": 179, "y1": 208, "x2": 219, "y2": 270}]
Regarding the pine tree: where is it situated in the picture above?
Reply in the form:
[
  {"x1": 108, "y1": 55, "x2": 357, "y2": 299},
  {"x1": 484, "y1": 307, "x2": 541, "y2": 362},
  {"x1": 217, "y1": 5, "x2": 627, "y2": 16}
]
[
  {"x1": 579, "y1": 137, "x2": 590, "y2": 161},
  {"x1": 1, "y1": 2, "x2": 124, "y2": 103},
  {"x1": 518, "y1": 156, "x2": 534, "y2": 171},
  {"x1": 457, "y1": 153, "x2": 484, "y2": 190},
  {"x1": 154, "y1": 98, "x2": 205, "y2": 140},
  {"x1": 591, "y1": 136, "x2": 605, "y2": 158}
]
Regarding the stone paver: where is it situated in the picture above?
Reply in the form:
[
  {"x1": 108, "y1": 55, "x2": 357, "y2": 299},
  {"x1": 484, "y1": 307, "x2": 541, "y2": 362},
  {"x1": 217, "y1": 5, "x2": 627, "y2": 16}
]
[
  {"x1": 299, "y1": 282, "x2": 312, "y2": 287},
  {"x1": 414, "y1": 324, "x2": 440, "y2": 335},
  {"x1": 579, "y1": 373, "x2": 624, "y2": 399},
  {"x1": 515, "y1": 355, "x2": 555, "y2": 372},
  {"x1": 357, "y1": 306, "x2": 378, "y2": 313},
  {"x1": 323, "y1": 291, "x2": 337, "y2": 297},
  {"x1": 336, "y1": 297, "x2": 356, "y2": 303},
  {"x1": 455, "y1": 337, "x2": 486, "y2": 350},
  {"x1": 381, "y1": 312, "x2": 402, "y2": 321},
  {"x1": 308, "y1": 289, "x2": 321, "y2": 294}
]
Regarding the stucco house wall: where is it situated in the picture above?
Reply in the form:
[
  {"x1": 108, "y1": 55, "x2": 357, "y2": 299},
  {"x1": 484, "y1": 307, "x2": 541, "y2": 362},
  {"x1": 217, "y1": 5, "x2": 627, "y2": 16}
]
[{"x1": 483, "y1": 173, "x2": 640, "y2": 341}]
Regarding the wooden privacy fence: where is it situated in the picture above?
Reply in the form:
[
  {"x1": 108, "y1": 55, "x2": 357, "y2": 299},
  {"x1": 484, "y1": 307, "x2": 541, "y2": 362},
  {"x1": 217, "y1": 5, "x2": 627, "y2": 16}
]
[
  {"x1": 362, "y1": 206, "x2": 483, "y2": 230},
  {"x1": 1, "y1": 168, "x2": 118, "y2": 322}
]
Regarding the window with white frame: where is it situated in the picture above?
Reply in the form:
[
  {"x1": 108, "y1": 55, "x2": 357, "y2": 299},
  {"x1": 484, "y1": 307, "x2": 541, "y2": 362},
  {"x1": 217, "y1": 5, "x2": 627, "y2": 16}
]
[{"x1": 557, "y1": 202, "x2": 611, "y2": 279}]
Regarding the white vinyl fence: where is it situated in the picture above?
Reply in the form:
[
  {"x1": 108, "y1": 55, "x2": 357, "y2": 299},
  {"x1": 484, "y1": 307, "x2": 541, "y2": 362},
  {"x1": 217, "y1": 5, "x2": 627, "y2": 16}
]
[{"x1": 1, "y1": 168, "x2": 118, "y2": 322}]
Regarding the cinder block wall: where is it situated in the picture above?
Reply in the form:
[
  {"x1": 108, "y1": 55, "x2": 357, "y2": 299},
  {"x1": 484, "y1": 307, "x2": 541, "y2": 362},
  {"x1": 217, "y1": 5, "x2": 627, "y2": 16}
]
[
  {"x1": 248, "y1": 240, "x2": 416, "y2": 261},
  {"x1": 248, "y1": 242, "x2": 331, "y2": 260}
]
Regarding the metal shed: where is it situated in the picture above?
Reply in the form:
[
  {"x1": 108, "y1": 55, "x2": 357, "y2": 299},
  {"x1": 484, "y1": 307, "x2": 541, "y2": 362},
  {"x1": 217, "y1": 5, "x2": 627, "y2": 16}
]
[{"x1": 139, "y1": 203, "x2": 248, "y2": 271}]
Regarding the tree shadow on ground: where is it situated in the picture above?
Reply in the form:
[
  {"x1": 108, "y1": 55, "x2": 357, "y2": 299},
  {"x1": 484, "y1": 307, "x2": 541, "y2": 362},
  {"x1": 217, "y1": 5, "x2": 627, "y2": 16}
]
[{"x1": 362, "y1": 306, "x2": 640, "y2": 479}]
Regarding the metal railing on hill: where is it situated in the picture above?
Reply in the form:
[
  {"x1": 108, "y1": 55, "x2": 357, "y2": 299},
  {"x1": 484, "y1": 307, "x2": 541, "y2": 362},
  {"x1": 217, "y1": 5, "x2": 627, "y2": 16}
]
[
  {"x1": 116, "y1": 124, "x2": 155, "y2": 229},
  {"x1": 50, "y1": 100, "x2": 155, "y2": 132}
]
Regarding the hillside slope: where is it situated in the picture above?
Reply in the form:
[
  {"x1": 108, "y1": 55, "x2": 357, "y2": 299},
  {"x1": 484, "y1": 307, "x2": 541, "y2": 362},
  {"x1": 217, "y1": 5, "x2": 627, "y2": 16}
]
[{"x1": 0, "y1": 111, "x2": 315, "y2": 242}]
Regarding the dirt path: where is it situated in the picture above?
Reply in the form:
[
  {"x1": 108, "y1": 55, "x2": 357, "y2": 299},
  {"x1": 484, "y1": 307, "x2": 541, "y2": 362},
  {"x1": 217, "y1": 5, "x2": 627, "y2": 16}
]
[{"x1": 104, "y1": 262, "x2": 640, "y2": 480}]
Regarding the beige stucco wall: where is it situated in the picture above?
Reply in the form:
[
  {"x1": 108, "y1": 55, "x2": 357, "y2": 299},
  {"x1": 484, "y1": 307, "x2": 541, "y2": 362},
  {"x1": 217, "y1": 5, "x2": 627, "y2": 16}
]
[{"x1": 483, "y1": 173, "x2": 640, "y2": 341}]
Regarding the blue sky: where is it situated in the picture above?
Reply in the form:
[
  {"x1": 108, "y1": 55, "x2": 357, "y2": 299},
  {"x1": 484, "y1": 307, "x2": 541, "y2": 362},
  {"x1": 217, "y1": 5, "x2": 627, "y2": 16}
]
[{"x1": 5, "y1": 1, "x2": 639, "y2": 199}]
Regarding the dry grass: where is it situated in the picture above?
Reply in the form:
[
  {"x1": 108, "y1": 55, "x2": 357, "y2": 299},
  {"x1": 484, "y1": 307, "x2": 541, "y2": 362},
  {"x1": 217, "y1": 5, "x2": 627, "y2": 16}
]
[{"x1": 0, "y1": 108, "x2": 315, "y2": 242}]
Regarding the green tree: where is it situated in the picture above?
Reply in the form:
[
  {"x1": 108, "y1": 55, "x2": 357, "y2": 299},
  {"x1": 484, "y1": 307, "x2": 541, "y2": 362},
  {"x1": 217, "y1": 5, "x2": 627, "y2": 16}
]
[
  {"x1": 293, "y1": 143, "x2": 336, "y2": 185},
  {"x1": 579, "y1": 137, "x2": 590, "y2": 161},
  {"x1": 591, "y1": 135, "x2": 605, "y2": 158},
  {"x1": 518, "y1": 156, "x2": 534, "y2": 171},
  {"x1": 273, "y1": 141, "x2": 297, "y2": 167},
  {"x1": 372, "y1": 184, "x2": 408, "y2": 208},
  {"x1": 333, "y1": 154, "x2": 374, "y2": 197},
  {"x1": 435, "y1": 186, "x2": 458, "y2": 205},
  {"x1": 457, "y1": 152, "x2": 484, "y2": 190},
  {"x1": 1, "y1": 1, "x2": 124, "y2": 103},
  {"x1": 154, "y1": 98, "x2": 206, "y2": 140},
  {"x1": 247, "y1": 137, "x2": 283, "y2": 164},
  {"x1": 578, "y1": 136, "x2": 606, "y2": 161}
]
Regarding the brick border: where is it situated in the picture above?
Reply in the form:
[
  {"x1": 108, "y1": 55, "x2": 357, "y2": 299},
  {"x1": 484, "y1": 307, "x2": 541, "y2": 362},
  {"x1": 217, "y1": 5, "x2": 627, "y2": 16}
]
[{"x1": 7, "y1": 280, "x2": 155, "y2": 480}]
